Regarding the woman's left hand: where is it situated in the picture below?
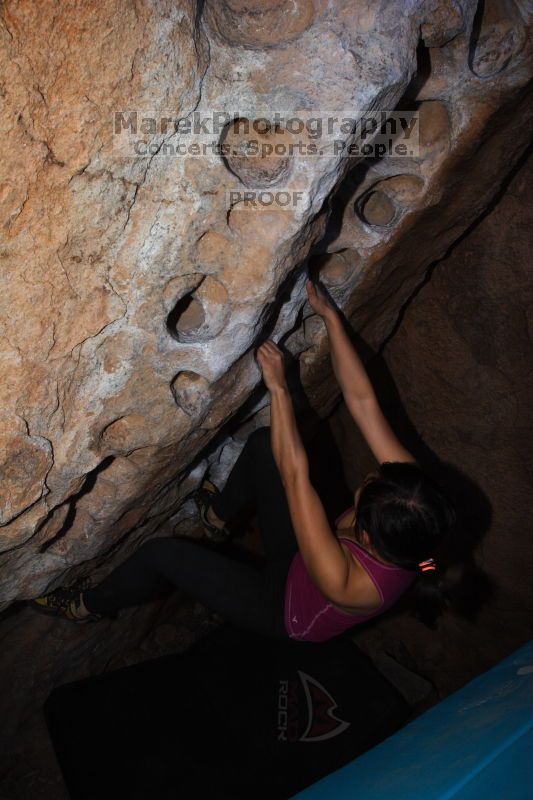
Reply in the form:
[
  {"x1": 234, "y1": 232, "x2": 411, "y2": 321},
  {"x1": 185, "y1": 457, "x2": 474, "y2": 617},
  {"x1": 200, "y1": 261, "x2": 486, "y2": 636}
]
[{"x1": 256, "y1": 340, "x2": 287, "y2": 392}]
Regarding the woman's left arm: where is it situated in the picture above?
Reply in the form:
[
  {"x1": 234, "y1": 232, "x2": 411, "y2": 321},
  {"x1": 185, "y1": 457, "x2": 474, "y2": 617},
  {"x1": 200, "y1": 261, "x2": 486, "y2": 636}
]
[{"x1": 257, "y1": 340, "x2": 354, "y2": 602}]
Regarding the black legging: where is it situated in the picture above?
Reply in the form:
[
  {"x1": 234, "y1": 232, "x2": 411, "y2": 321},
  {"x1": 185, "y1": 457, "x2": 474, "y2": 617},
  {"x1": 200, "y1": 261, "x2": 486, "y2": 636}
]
[{"x1": 83, "y1": 427, "x2": 298, "y2": 640}]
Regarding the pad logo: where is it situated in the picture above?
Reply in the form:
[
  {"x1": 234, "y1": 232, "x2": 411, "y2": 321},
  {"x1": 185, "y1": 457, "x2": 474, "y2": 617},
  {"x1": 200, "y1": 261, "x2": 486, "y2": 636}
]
[{"x1": 277, "y1": 671, "x2": 350, "y2": 743}]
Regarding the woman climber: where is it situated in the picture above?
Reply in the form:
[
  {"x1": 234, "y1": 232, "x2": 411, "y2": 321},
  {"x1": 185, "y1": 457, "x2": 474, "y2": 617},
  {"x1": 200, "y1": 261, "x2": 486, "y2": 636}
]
[{"x1": 32, "y1": 280, "x2": 456, "y2": 642}]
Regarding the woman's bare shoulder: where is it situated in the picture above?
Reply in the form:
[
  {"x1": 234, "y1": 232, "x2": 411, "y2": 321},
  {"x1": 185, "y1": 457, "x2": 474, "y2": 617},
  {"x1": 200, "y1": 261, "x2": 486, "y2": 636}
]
[{"x1": 334, "y1": 541, "x2": 383, "y2": 613}]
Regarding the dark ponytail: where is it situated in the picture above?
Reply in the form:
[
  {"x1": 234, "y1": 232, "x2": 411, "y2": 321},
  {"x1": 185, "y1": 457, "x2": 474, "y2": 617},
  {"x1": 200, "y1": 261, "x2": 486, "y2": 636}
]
[
  {"x1": 412, "y1": 561, "x2": 449, "y2": 629},
  {"x1": 355, "y1": 461, "x2": 458, "y2": 628}
]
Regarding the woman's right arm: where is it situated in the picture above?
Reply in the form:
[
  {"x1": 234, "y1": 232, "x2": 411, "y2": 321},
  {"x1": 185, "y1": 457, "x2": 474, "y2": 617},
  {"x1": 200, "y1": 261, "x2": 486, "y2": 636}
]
[{"x1": 306, "y1": 280, "x2": 416, "y2": 465}]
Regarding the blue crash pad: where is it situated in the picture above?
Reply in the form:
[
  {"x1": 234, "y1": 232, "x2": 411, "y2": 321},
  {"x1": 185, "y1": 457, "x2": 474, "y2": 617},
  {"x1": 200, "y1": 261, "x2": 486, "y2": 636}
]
[{"x1": 291, "y1": 639, "x2": 533, "y2": 800}]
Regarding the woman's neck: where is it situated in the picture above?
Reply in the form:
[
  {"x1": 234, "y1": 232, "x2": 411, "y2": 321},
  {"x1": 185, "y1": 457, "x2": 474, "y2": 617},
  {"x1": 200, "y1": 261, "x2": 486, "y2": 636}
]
[{"x1": 336, "y1": 522, "x2": 395, "y2": 567}]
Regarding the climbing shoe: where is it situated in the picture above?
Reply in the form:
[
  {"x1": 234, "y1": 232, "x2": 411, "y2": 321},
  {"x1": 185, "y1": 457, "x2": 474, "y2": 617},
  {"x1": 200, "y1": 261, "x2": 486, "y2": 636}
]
[
  {"x1": 31, "y1": 578, "x2": 103, "y2": 624},
  {"x1": 193, "y1": 479, "x2": 232, "y2": 543}
]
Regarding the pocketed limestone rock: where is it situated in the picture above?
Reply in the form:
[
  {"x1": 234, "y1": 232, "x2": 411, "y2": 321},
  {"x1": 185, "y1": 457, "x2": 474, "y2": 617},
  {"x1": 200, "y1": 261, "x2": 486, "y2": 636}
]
[
  {"x1": 221, "y1": 118, "x2": 294, "y2": 189},
  {"x1": 205, "y1": 0, "x2": 315, "y2": 49},
  {"x1": 0, "y1": 0, "x2": 532, "y2": 609}
]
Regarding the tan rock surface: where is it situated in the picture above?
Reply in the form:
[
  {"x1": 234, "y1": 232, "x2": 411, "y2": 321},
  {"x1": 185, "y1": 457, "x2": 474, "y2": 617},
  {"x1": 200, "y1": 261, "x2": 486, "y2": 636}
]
[{"x1": 0, "y1": 0, "x2": 532, "y2": 607}]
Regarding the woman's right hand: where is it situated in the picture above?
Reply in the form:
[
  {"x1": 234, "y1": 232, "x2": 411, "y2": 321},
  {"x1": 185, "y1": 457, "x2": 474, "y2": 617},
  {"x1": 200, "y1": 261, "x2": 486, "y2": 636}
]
[
  {"x1": 256, "y1": 339, "x2": 288, "y2": 392},
  {"x1": 306, "y1": 279, "x2": 335, "y2": 319}
]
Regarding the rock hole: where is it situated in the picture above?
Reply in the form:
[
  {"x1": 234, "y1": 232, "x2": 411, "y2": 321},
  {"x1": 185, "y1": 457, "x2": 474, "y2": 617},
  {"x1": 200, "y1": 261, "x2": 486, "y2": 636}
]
[
  {"x1": 171, "y1": 371, "x2": 210, "y2": 416},
  {"x1": 99, "y1": 415, "x2": 146, "y2": 454},
  {"x1": 205, "y1": 0, "x2": 314, "y2": 49},
  {"x1": 421, "y1": 2, "x2": 465, "y2": 47},
  {"x1": 356, "y1": 175, "x2": 425, "y2": 228},
  {"x1": 220, "y1": 117, "x2": 292, "y2": 188},
  {"x1": 469, "y1": 0, "x2": 526, "y2": 79},
  {"x1": 166, "y1": 276, "x2": 230, "y2": 343},
  {"x1": 359, "y1": 190, "x2": 396, "y2": 226},
  {"x1": 308, "y1": 250, "x2": 359, "y2": 287},
  {"x1": 167, "y1": 292, "x2": 206, "y2": 342}
]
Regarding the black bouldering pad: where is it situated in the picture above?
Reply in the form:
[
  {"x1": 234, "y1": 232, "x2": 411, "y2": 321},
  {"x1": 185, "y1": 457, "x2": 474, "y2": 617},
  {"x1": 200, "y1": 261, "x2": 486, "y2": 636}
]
[{"x1": 44, "y1": 625, "x2": 410, "y2": 800}]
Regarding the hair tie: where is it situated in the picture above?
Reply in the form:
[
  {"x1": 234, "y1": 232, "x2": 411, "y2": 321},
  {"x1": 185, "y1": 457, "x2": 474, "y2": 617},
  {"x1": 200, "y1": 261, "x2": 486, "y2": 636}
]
[{"x1": 419, "y1": 558, "x2": 436, "y2": 573}]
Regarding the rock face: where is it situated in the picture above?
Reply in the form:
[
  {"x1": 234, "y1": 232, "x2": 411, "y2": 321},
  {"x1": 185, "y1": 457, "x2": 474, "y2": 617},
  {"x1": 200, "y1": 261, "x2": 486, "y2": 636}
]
[{"x1": 0, "y1": 0, "x2": 532, "y2": 606}]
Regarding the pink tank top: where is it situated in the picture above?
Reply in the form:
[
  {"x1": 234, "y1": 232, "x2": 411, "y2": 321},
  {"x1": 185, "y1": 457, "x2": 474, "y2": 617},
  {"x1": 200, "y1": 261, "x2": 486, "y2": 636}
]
[{"x1": 283, "y1": 506, "x2": 416, "y2": 642}]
